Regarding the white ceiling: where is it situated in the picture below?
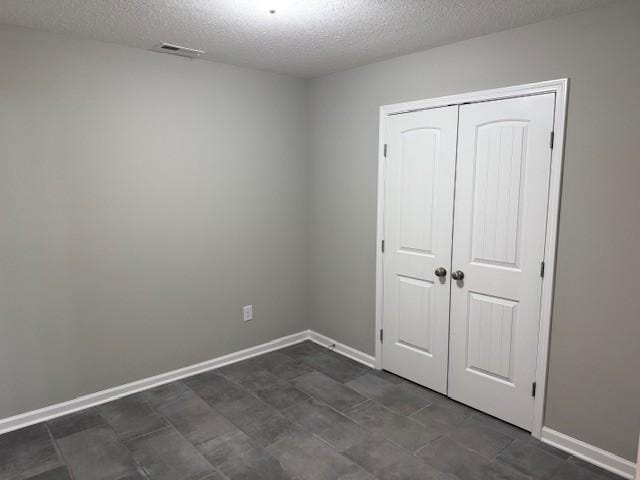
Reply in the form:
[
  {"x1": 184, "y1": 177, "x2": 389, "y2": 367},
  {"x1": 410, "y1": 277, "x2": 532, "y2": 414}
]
[{"x1": 0, "y1": 0, "x2": 618, "y2": 78}]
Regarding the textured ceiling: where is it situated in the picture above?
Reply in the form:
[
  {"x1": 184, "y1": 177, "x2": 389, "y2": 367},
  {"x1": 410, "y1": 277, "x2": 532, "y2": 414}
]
[{"x1": 0, "y1": 0, "x2": 618, "y2": 78}]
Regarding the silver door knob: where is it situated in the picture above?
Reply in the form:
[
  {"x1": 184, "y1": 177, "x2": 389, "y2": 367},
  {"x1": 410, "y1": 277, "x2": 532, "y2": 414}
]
[
  {"x1": 451, "y1": 270, "x2": 465, "y2": 280},
  {"x1": 434, "y1": 267, "x2": 447, "y2": 277}
]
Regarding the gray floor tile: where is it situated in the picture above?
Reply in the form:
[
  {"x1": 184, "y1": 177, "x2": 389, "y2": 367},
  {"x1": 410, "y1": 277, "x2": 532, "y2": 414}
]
[
  {"x1": 406, "y1": 386, "x2": 450, "y2": 406},
  {"x1": 523, "y1": 437, "x2": 572, "y2": 460},
  {"x1": 416, "y1": 435, "x2": 504, "y2": 479},
  {"x1": 266, "y1": 431, "x2": 373, "y2": 480},
  {"x1": 410, "y1": 401, "x2": 473, "y2": 429},
  {"x1": 292, "y1": 372, "x2": 366, "y2": 412},
  {"x1": 498, "y1": 441, "x2": 623, "y2": 480},
  {"x1": 270, "y1": 359, "x2": 314, "y2": 380},
  {"x1": 218, "y1": 447, "x2": 291, "y2": 480},
  {"x1": 0, "y1": 424, "x2": 61, "y2": 480},
  {"x1": 215, "y1": 394, "x2": 279, "y2": 427},
  {"x1": 497, "y1": 438, "x2": 570, "y2": 478},
  {"x1": 449, "y1": 415, "x2": 515, "y2": 459},
  {"x1": 376, "y1": 455, "x2": 455, "y2": 480},
  {"x1": 472, "y1": 413, "x2": 572, "y2": 463},
  {"x1": 197, "y1": 429, "x2": 257, "y2": 467},
  {"x1": 209, "y1": 361, "x2": 254, "y2": 382},
  {"x1": 469, "y1": 461, "x2": 533, "y2": 480},
  {"x1": 567, "y1": 456, "x2": 625, "y2": 480},
  {"x1": 47, "y1": 408, "x2": 107, "y2": 439},
  {"x1": 368, "y1": 382, "x2": 434, "y2": 416},
  {"x1": 548, "y1": 460, "x2": 621, "y2": 480},
  {"x1": 200, "y1": 473, "x2": 227, "y2": 480},
  {"x1": 233, "y1": 369, "x2": 282, "y2": 392},
  {"x1": 247, "y1": 351, "x2": 294, "y2": 372},
  {"x1": 470, "y1": 412, "x2": 530, "y2": 442},
  {"x1": 154, "y1": 389, "x2": 236, "y2": 444},
  {"x1": 238, "y1": 413, "x2": 301, "y2": 447},
  {"x1": 185, "y1": 371, "x2": 249, "y2": 406},
  {"x1": 345, "y1": 401, "x2": 440, "y2": 451},
  {"x1": 279, "y1": 341, "x2": 328, "y2": 360},
  {"x1": 126, "y1": 426, "x2": 213, "y2": 480},
  {"x1": 141, "y1": 381, "x2": 192, "y2": 409},
  {"x1": 348, "y1": 374, "x2": 436, "y2": 416},
  {"x1": 282, "y1": 398, "x2": 370, "y2": 452},
  {"x1": 221, "y1": 351, "x2": 305, "y2": 385},
  {"x1": 23, "y1": 467, "x2": 72, "y2": 480},
  {"x1": 368, "y1": 370, "x2": 407, "y2": 385},
  {"x1": 99, "y1": 395, "x2": 167, "y2": 440},
  {"x1": 198, "y1": 428, "x2": 291, "y2": 479},
  {"x1": 349, "y1": 376, "x2": 443, "y2": 417},
  {"x1": 346, "y1": 373, "x2": 397, "y2": 398},
  {"x1": 342, "y1": 438, "x2": 413, "y2": 476},
  {"x1": 301, "y1": 351, "x2": 366, "y2": 383},
  {"x1": 117, "y1": 474, "x2": 151, "y2": 480},
  {"x1": 0, "y1": 346, "x2": 623, "y2": 480},
  {"x1": 57, "y1": 427, "x2": 140, "y2": 480},
  {"x1": 256, "y1": 382, "x2": 310, "y2": 410},
  {"x1": 219, "y1": 456, "x2": 292, "y2": 480}
]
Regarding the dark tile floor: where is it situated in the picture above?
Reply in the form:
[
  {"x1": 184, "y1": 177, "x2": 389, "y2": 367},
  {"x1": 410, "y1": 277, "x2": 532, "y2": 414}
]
[{"x1": 0, "y1": 341, "x2": 624, "y2": 480}]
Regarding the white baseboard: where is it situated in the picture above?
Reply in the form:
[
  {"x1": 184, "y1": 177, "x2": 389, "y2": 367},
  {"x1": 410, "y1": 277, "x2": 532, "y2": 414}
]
[
  {"x1": 0, "y1": 329, "x2": 376, "y2": 436},
  {"x1": 11, "y1": 332, "x2": 635, "y2": 480},
  {"x1": 307, "y1": 330, "x2": 376, "y2": 368},
  {"x1": 0, "y1": 330, "x2": 309, "y2": 435},
  {"x1": 541, "y1": 427, "x2": 637, "y2": 479}
]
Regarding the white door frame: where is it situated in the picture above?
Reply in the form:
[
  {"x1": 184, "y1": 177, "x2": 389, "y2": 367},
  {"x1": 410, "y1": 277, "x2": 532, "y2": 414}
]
[{"x1": 374, "y1": 78, "x2": 569, "y2": 439}]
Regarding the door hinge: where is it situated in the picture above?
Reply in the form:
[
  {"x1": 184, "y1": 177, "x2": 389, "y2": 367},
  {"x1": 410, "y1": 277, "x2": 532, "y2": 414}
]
[
  {"x1": 549, "y1": 131, "x2": 555, "y2": 149},
  {"x1": 531, "y1": 381, "x2": 537, "y2": 397},
  {"x1": 540, "y1": 261, "x2": 545, "y2": 278},
  {"x1": 381, "y1": 239, "x2": 385, "y2": 253},
  {"x1": 379, "y1": 329, "x2": 384, "y2": 343},
  {"x1": 383, "y1": 144, "x2": 388, "y2": 157}
]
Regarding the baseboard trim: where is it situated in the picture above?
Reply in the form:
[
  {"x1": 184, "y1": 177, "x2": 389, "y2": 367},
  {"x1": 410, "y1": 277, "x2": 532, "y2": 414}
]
[
  {"x1": 541, "y1": 427, "x2": 636, "y2": 479},
  {"x1": 307, "y1": 330, "x2": 376, "y2": 368},
  {"x1": 2, "y1": 333, "x2": 634, "y2": 480},
  {"x1": 0, "y1": 330, "x2": 309, "y2": 436},
  {"x1": 0, "y1": 329, "x2": 375, "y2": 436}
]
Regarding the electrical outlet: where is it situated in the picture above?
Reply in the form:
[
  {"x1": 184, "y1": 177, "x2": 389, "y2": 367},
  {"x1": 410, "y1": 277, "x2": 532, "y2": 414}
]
[{"x1": 243, "y1": 305, "x2": 253, "y2": 322}]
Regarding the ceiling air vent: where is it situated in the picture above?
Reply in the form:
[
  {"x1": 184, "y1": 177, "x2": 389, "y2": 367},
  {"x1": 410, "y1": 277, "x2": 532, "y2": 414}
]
[{"x1": 150, "y1": 43, "x2": 205, "y2": 59}]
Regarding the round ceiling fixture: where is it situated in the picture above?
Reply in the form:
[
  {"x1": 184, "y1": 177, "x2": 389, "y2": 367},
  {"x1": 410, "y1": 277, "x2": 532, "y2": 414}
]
[{"x1": 269, "y1": 9, "x2": 276, "y2": 14}]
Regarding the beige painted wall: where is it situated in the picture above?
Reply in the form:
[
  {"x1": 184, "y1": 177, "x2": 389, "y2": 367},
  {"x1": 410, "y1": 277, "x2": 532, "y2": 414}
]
[
  {"x1": 0, "y1": 25, "x2": 310, "y2": 418},
  {"x1": 308, "y1": 1, "x2": 640, "y2": 461}
]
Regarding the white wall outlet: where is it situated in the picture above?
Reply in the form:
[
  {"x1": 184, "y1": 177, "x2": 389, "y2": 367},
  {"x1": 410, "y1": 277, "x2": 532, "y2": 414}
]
[{"x1": 243, "y1": 305, "x2": 253, "y2": 322}]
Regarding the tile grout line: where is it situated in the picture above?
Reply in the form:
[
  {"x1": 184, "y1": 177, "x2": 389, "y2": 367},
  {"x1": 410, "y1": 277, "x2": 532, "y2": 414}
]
[
  {"x1": 6, "y1": 344, "x2": 620, "y2": 480},
  {"x1": 134, "y1": 386, "x2": 220, "y2": 476},
  {"x1": 205, "y1": 347, "x2": 385, "y2": 475},
  {"x1": 183, "y1": 363, "x2": 310, "y2": 477},
  {"x1": 340, "y1": 399, "x2": 445, "y2": 457},
  {"x1": 44, "y1": 423, "x2": 75, "y2": 480}
]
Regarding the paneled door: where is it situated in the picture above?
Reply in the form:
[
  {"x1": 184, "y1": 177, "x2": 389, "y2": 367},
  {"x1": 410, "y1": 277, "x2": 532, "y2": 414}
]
[
  {"x1": 447, "y1": 94, "x2": 555, "y2": 429},
  {"x1": 382, "y1": 105, "x2": 458, "y2": 393}
]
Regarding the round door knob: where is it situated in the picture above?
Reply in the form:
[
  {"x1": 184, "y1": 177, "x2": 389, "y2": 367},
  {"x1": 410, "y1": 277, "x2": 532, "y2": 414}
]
[
  {"x1": 434, "y1": 267, "x2": 447, "y2": 277},
  {"x1": 451, "y1": 270, "x2": 465, "y2": 280}
]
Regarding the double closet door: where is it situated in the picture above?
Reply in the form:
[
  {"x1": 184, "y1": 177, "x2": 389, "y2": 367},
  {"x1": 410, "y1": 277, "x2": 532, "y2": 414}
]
[{"x1": 381, "y1": 93, "x2": 555, "y2": 431}]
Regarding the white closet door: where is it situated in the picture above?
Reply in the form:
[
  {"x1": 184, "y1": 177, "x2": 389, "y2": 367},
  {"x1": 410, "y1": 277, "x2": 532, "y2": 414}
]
[
  {"x1": 448, "y1": 94, "x2": 555, "y2": 430},
  {"x1": 382, "y1": 106, "x2": 458, "y2": 393}
]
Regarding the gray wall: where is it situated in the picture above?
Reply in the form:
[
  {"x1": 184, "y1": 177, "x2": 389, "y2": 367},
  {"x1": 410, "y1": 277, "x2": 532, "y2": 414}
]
[
  {"x1": 308, "y1": 1, "x2": 640, "y2": 461},
  {"x1": 0, "y1": 25, "x2": 309, "y2": 418},
  {"x1": 1, "y1": 1, "x2": 639, "y2": 464}
]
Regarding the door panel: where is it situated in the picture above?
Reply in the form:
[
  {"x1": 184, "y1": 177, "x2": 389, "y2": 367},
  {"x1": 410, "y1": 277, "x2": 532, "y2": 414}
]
[
  {"x1": 382, "y1": 106, "x2": 458, "y2": 393},
  {"x1": 471, "y1": 122, "x2": 527, "y2": 267},
  {"x1": 397, "y1": 276, "x2": 434, "y2": 354},
  {"x1": 466, "y1": 292, "x2": 517, "y2": 382},
  {"x1": 448, "y1": 94, "x2": 555, "y2": 430}
]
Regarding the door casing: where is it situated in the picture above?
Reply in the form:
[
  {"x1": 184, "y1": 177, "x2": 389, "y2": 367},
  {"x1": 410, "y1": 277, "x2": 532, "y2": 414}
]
[{"x1": 374, "y1": 78, "x2": 569, "y2": 439}]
